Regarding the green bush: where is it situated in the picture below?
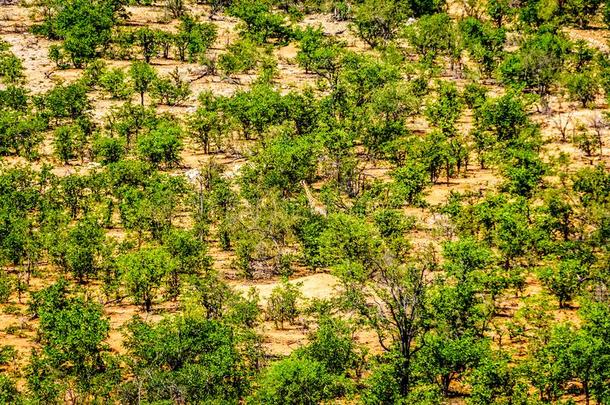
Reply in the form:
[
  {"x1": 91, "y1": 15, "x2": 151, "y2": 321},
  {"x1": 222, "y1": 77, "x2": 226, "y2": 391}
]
[
  {"x1": 136, "y1": 121, "x2": 183, "y2": 167},
  {"x1": 99, "y1": 68, "x2": 132, "y2": 100},
  {"x1": 0, "y1": 272, "x2": 13, "y2": 303},
  {"x1": 150, "y1": 70, "x2": 191, "y2": 106},
  {"x1": 266, "y1": 278, "x2": 302, "y2": 329},
  {"x1": 95, "y1": 136, "x2": 126, "y2": 164},
  {"x1": 218, "y1": 38, "x2": 259, "y2": 75},
  {"x1": 251, "y1": 356, "x2": 350, "y2": 404}
]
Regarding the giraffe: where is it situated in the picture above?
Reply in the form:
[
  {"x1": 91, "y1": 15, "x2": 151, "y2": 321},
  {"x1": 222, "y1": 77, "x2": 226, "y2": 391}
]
[{"x1": 300, "y1": 180, "x2": 327, "y2": 217}]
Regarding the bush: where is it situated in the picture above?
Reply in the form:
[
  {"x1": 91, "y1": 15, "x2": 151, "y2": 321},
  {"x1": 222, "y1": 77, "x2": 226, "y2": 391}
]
[
  {"x1": 218, "y1": 38, "x2": 259, "y2": 75},
  {"x1": 266, "y1": 278, "x2": 302, "y2": 329},
  {"x1": 174, "y1": 16, "x2": 217, "y2": 62},
  {"x1": 0, "y1": 50, "x2": 24, "y2": 84},
  {"x1": 136, "y1": 121, "x2": 183, "y2": 167},
  {"x1": 33, "y1": 0, "x2": 121, "y2": 67},
  {"x1": 118, "y1": 247, "x2": 174, "y2": 311},
  {"x1": 252, "y1": 356, "x2": 350, "y2": 404},
  {"x1": 229, "y1": 0, "x2": 293, "y2": 44},
  {"x1": 95, "y1": 136, "x2": 126, "y2": 164},
  {"x1": 564, "y1": 71, "x2": 599, "y2": 107},
  {"x1": 99, "y1": 68, "x2": 132, "y2": 100},
  {"x1": 54, "y1": 125, "x2": 82, "y2": 164},
  {"x1": 150, "y1": 69, "x2": 191, "y2": 106},
  {"x1": 299, "y1": 317, "x2": 362, "y2": 375},
  {"x1": 0, "y1": 272, "x2": 13, "y2": 303},
  {"x1": 0, "y1": 375, "x2": 20, "y2": 404}
]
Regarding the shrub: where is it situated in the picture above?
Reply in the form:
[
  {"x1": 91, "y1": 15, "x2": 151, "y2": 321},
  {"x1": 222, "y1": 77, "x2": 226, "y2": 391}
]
[
  {"x1": 266, "y1": 278, "x2": 302, "y2": 329},
  {"x1": 218, "y1": 38, "x2": 259, "y2": 75},
  {"x1": 54, "y1": 125, "x2": 81, "y2": 164},
  {"x1": 0, "y1": 273, "x2": 12, "y2": 303},
  {"x1": 95, "y1": 136, "x2": 125, "y2": 164},
  {"x1": 564, "y1": 71, "x2": 599, "y2": 107},
  {"x1": 136, "y1": 121, "x2": 183, "y2": 167},
  {"x1": 99, "y1": 68, "x2": 132, "y2": 100},
  {"x1": 118, "y1": 247, "x2": 174, "y2": 311},
  {"x1": 150, "y1": 69, "x2": 191, "y2": 106},
  {"x1": 252, "y1": 356, "x2": 350, "y2": 404}
]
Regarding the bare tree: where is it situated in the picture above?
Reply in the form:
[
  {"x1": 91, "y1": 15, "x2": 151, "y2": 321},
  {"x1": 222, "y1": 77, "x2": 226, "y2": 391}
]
[{"x1": 553, "y1": 111, "x2": 573, "y2": 143}]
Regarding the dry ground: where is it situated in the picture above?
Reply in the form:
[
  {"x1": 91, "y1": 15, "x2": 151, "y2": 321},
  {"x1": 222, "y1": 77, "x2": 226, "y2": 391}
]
[{"x1": 0, "y1": 2, "x2": 608, "y2": 393}]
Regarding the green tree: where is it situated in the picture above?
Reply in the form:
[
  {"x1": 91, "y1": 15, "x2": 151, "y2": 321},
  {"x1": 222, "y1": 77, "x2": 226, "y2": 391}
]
[
  {"x1": 404, "y1": 13, "x2": 459, "y2": 65},
  {"x1": 118, "y1": 246, "x2": 174, "y2": 311},
  {"x1": 352, "y1": 0, "x2": 409, "y2": 48},
  {"x1": 499, "y1": 30, "x2": 570, "y2": 111},
  {"x1": 229, "y1": 0, "x2": 292, "y2": 45},
  {"x1": 123, "y1": 313, "x2": 255, "y2": 403},
  {"x1": 539, "y1": 259, "x2": 589, "y2": 308},
  {"x1": 564, "y1": 71, "x2": 600, "y2": 107},
  {"x1": 136, "y1": 120, "x2": 183, "y2": 167},
  {"x1": 27, "y1": 281, "x2": 119, "y2": 403},
  {"x1": 129, "y1": 61, "x2": 157, "y2": 106},
  {"x1": 133, "y1": 27, "x2": 158, "y2": 63},
  {"x1": 53, "y1": 125, "x2": 79, "y2": 164},
  {"x1": 266, "y1": 278, "x2": 302, "y2": 329},
  {"x1": 252, "y1": 356, "x2": 349, "y2": 404},
  {"x1": 50, "y1": 217, "x2": 105, "y2": 283},
  {"x1": 99, "y1": 67, "x2": 132, "y2": 99}
]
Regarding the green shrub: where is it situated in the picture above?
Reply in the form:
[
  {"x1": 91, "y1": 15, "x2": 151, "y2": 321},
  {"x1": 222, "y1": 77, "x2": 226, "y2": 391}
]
[
  {"x1": 252, "y1": 356, "x2": 350, "y2": 404},
  {"x1": 99, "y1": 68, "x2": 132, "y2": 100},
  {"x1": 0, "y1": 272, "x2": 13, "y2": 303},
  {"x1": 136, "y1": 121, "x2": 183, "y2": 167},
  {"x1": 266, "y1": 278, "x2": 302, "y2": 329},
  {"x1": 95, "y1": 136, "x2": 125, "y2": 164},
  {"x1": 150, "y1": 69, "x2": 191, "y2": 106}
]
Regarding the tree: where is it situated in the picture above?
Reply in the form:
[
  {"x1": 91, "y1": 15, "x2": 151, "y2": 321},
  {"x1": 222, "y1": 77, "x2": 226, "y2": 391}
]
[
  {"x1": 425, "y1": 81, "x2": 464, "y2": 135},
  {"x1": 150, "y1": 68, "x2": 191, "y2": 106},
  {"x1": 99, "y1": 67, "x2": 132, "y2": 99},
  {"x1": 564, "y1": 0, "x2": 604, "y2": 28},
  {"x1": 27, "y1": 281, "x2": 119, "y2": 403},
  {"x1": 42, "y1": 81, "x2": 90, "y2": 122},
  {"x1": 0, "y1": 47, "x2": 24, "y2": 84},
  {"x1": 34, "y1": 0, "x2": 121, "y2": 67},
  {"x1": 163, "y1": 228, "x2": 210, "y2": 298},
  {"x1": 133, "y1": 27, "x2": 158, "y2": 63},
  {"x1": 299, "y1": 316, "x2": 362, "y2": 376},
  {"x1": 404, "y1": 13, "x2": 459, "y2": 65},
  {"x1": 94, "y1": 136, "x2": 125, "y2": 164},
  {"x1": 468, "y1": 355, "x2": 517, "y2": 404},
  {"x1": 240, "y1": 131, "x2": 317, "y2": 197},
  {"x1": 352, "y1": 0, "x2": 409, "y2": 48},
  {"x1": 50, "y1": 216, "x2": 105, "y2": 283},
  {"x1": 123, "y1": 313, "x2": 255, "y2": 403},
  {"x1": 174, "y1": 16, "x2": 217, "y2": 62},
  {"x1": 118, "y1": 247, "x2": 174, "y2": 311},
  {"x1": 266, "y1": 278, "x2": 302, "y2": 329},
  {"x1": 459, "y1": 17, "x2": 506, "y2": 76},
  {"x1": 295, "y1": 27, "x2": 344, "y2": 89},
  {"x1": 129, "y1": 61, "x2": 157, "y2": 106},
  {"x1": 218, "y1": 38, "x2": 260, "y2": 76},
  {"x1": 188, "y1": 92, "x2": 227, "y2": 154},
  {"x1": 229, "y1": 0, "x2": 292, "y2": 45},
  {"x1": 564, "y1": 71, "x2": 600, "y2": 107},
  {"x1": 136, "y1": 120, "x2": 183, "y2": 167},
  {"x1": 539, "y1": 259, "x2": 589, "y2": 308},
  {"x1": 487, "y1": 0, "x2": 513, "y2": 27},
  {"x1": 251, "y1": 356, "x2": 349, "y2": 404},
  {"x1": 53, "y1": 125, "x2": 79, "y2": 164},
  {"x1": 499, "y1": 30, "x2": 570, "y2": 111},
  {"x1": 334, "y1": 249, "x2": 435, "y2": 396}
]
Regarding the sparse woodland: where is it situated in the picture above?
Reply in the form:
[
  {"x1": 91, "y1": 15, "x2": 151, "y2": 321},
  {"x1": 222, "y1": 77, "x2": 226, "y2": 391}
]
[{"x1": 0, "y1": 0, "x2": 609, "y2": 403}]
